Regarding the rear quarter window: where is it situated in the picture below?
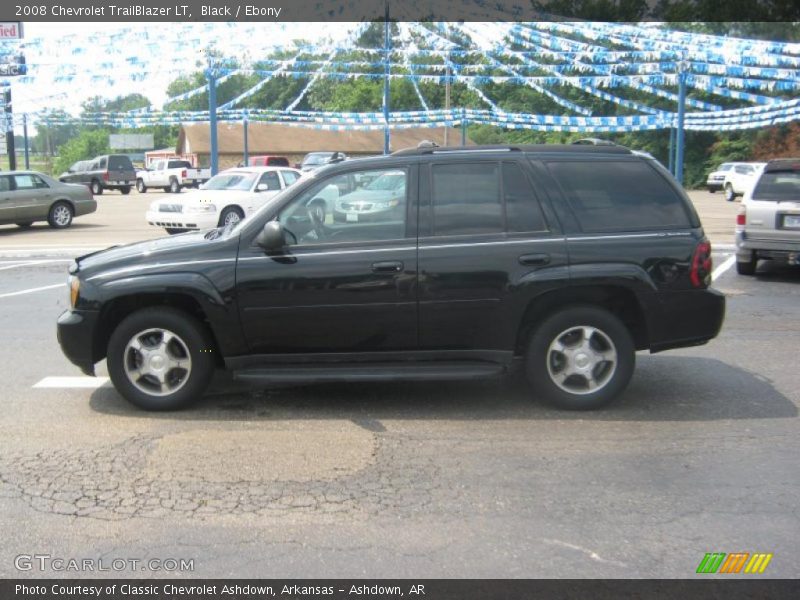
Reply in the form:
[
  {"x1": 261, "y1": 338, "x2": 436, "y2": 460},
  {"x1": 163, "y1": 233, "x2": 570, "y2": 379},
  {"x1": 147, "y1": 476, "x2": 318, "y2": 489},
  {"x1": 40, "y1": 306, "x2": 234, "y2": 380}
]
[{"x1": 547, "y1": 160, "x2": 691, "y2": 233}]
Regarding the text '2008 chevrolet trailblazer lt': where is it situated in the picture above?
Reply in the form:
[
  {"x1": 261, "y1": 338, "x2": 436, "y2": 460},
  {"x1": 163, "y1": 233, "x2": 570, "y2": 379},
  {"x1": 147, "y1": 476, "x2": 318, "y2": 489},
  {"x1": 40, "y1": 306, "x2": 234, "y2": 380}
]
[{"x1": 57, "y1": 144, "x2": 725, "y2": 411}]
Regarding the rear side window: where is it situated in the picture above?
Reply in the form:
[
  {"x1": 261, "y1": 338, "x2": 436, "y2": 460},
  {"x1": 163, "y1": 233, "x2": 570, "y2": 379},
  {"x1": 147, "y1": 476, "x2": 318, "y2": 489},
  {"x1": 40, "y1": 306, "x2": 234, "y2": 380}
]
[
  {"x1": 267, "y1": 157, "x2": 290, "y2": 166},
  {"x1": 504, "y1": 163, "x2": 547, "y2": 232},
  {"x1": 432, "y1": 163, "x2": 502, "y2": 235},
  {"x1": 752, "y1": 171, "x2": 800, "y2": 201},
  {"x1": 547, "y1": 160, "x2": 691, "y2": 233},
  {"x1": 108, "y1": 156, "x2": 133, "y2": 171}
]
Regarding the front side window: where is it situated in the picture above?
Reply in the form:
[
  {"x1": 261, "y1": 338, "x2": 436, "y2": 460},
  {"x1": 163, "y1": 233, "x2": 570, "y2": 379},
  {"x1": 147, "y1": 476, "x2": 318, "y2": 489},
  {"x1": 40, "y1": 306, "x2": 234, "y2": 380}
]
[
  {"x1": 278, "y1": 168, "x2": 408, "y2": 246},
  {"x1": 258, "y1": 171, "x2": 282, "y2": 191},
  {"x1": 548, "y1": 160, "x2": 691, "y2": 233}
]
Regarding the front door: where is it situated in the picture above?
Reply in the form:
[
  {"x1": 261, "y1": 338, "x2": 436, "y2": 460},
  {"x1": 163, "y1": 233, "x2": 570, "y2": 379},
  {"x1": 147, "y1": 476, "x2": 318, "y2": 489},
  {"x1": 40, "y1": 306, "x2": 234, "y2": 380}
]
[
  {"x1": 236, "y1": 164, "x2": 418, "y2": 354},
  {"x1": 0, "y1": 175, "x2": 15, "y2": 224}
]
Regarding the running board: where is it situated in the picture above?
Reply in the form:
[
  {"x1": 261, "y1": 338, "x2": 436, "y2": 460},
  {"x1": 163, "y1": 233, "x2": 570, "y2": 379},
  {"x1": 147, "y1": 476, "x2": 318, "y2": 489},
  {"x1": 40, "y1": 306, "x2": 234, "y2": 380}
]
[{"x1": 233, "y1": 362, "x2": 505, "y2": 384}]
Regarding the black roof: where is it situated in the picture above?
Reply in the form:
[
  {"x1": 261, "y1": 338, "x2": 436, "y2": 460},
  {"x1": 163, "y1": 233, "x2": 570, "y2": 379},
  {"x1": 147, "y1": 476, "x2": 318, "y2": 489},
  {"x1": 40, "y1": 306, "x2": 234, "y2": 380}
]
[
  {"x1": 391, "y1": 143, "x2": 632, "y2": 157},
  {"x1": 764, "y1": 158, "x2": 800, "y2": 172}
]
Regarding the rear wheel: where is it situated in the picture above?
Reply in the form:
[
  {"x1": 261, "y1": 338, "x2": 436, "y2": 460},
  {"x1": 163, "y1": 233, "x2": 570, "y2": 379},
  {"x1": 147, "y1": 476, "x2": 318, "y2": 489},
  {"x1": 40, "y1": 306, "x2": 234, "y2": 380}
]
[
  {"x1": 90, "y1": 180, "x2": 103, "y2": 195},
  {"x1": 106, "y1": 307, "x2": 216, "y2": 411},
  {"x1": 120, "y1": 186, "x2": 131, "y2": 195},
  {"x1": 525, "y1": 306, "x2": 635, "y2": 410},
  {"x1": 47, "y1": 201, "x2": 73, "y2": 229},
  {"x1": 218, "y1": 206, "x2": 244, "y2": 227},
  {"x1": 136, "y1": 179, "x2": 147, "y2": 193},
  {"x1": 724, "y1": 183, "x2": 735, "y2": 202},
  {"x1": 169, "y1": 178, "x2": 181, "y2": 193},
  {"x1": 736, "y1": 253, "x2": 757, "y2": 275}
]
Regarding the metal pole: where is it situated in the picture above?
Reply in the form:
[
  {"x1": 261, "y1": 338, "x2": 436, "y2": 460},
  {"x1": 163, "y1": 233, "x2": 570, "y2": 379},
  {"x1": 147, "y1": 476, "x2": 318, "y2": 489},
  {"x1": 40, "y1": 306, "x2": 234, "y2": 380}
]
[
  {"x1": 208, "y1": 60, "x2": 219, "y2": 176},
  {"x1": 444, "y1": 50, "x2": 450, "y2": 146},
  {"x1": 243, "y1": 114, "x2": 249, "y2": 166},
  {"x1": 461, "y1": 107, "x2": 466, "y2": 146},
  {"x1": 4, "y1": 87, "x2": 15, "y2": 171},
  {"x1": 675, "y1": 70, "x2": 687, "y2": 186},
  {"x1": 383, "y1": 1, "x2": 390, "y2": 155},
  {"x1": 23, "y1": 113, "x2": 29, "y2": 169},
  {"x1": 668, "y1": 126, "x2": 675, "y2": 175}
]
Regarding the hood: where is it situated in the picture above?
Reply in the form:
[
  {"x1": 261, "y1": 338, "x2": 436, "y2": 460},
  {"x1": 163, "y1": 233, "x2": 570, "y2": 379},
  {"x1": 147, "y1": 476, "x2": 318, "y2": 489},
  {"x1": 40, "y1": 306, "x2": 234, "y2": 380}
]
[
  {"x1": 176, "y1": 188, "x2": 258, "y2": 204},
  {"x1": 75, "y1": 230, "x2": 221, "y2": 274}
]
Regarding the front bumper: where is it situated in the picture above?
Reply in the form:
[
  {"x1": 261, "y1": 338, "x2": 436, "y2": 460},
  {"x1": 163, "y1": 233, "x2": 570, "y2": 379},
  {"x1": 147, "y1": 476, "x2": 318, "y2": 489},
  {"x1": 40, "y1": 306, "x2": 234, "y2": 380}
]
[
  {"x1": 145, "y1": 209, "x2": 216, "y2": 231},
  {"x1": 57, "y1": 309, "x2": 100, "y2": 375}
]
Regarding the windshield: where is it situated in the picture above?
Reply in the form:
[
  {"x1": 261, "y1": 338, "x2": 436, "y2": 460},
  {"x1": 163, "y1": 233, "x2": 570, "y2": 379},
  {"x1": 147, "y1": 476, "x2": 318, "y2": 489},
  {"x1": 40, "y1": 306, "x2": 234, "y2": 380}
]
[
  {"x1": 303, "y1": 153, "x2": 333, "y2": 166},
  {"x1": 365, "y1": 172, "x2": 405, "y2": 191},
  {"x1": 752, "y1": 171, "x2": 800, "y2": 201},
  {"x1": 718, "y1": 164, "x2": 734, "y2": 171},
  {"x1": 204, "y1": 171, "x2": 257, "y2": 191}
]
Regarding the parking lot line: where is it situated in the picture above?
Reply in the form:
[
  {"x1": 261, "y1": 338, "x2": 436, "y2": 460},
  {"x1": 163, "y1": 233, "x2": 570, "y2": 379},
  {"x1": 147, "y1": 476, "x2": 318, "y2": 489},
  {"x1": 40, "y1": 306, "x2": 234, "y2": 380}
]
[
  {"x1": 0, "y1": 260, "x2": 72, "y2": 271},
  {"x1": 0, "y1": 284, "x2": 64, "y2": 299},
  {"x1": 712, "y1": 255, "x2": 736, "y2": 281},
  {"x1": 33, "y1": 376, "x2": 110, "y2": 389}
]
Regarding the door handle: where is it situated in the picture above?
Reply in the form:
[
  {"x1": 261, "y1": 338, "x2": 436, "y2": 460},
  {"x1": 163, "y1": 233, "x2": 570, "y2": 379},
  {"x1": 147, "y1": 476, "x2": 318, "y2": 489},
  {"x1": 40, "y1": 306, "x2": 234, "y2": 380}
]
[
  {"x1": 519, "y1": 253, "x2": 551, "y2": 266},
  {"x1": 371, "y1": 261, "x2": 403, "y2": 273}
]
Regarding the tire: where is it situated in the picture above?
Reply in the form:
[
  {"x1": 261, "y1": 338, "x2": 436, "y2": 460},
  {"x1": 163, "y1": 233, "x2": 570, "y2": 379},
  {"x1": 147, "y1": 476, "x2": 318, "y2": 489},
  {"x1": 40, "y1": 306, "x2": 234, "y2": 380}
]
[
  {"x1": 218, "y1": 206, "x2": 244, "y2": 227},
  {"x1": 169, "y1": 178, "x2": 181, "y2": 194},
  {"x1": 136, "y1": 179, "x2": 147, "y2": 193},
  {"x1": 16, "y1": 222, "x2": 33, "y2": 228},
  {"x1": 47, "y1": 201, "x2": 74, "y2": 229},
  {"x1": 724, "y1": 183, "x2": 735, "y2": 202},
  {"x1": 120, "y1": 186, "x2": 131, "y2": 195},
  {"x1": 525, "y1": 306, "x2": 635, "y2": 410},
  {"x1": 165, "y1": 228, "x2": 184, "y2": 235},
  {"x1": 708, "y1": 187, "x2": 715, "y2": 194},
  {"x1": 736, "y1": 253, "x2": 757, "y2": 275},
  {"x1": 162, "y1": 187, "x2": 171, "y2": 193},
  {"x1": 90, "y1": 180, "x2": 103, "y2": 195},
  {"x1": 106, "y1": 307, "x2": 216, "y2": 411}
]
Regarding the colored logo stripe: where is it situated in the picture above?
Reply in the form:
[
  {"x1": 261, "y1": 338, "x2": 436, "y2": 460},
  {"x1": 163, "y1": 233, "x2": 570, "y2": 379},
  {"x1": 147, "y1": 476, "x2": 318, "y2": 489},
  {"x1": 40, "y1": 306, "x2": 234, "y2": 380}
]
[
  {"x1": 697, "y1": 552, "x2": 773, "y2": 574},
  {"x1": 744, "y1": 553, "x2": 773, "y2": 574},
  {"x1": 719, "y1": 553, "x2": 749, "y2": 573},
  {"x1": 697, "y1": 553, "x2": 726, "y2": 574}
]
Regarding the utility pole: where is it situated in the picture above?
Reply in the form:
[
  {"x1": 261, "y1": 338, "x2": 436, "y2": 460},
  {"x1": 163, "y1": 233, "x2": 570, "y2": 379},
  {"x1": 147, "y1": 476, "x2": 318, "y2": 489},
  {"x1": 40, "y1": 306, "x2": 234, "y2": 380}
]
[
  {"x1": 382, "y1": 1, "x2": 391, "y2": 155},
  {"x1": 207, "y1": 55, "x2": 219, "y2": 176},
  {"x1": 4, "y1": 87, "x2": 15, "y2": 171},
  {"x1": 243, "y1": 112, "x2": 249, "y2": 166},
  {"x1": 675, "y1": 59, "x2": 688, "y2": 186},
  {"x1": 22, "y1": 113, "x2": 29, "y2": 169},
  {"x1": 444, "y1": 50, "x2": 450, "y2": 146}
]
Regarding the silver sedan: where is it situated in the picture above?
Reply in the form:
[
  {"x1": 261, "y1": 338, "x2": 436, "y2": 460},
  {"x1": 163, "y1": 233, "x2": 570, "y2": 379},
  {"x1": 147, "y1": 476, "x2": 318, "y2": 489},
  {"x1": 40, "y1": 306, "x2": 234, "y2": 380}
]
[{"x1": 0, "y1": 171, "x2": 97, "y2": 229}]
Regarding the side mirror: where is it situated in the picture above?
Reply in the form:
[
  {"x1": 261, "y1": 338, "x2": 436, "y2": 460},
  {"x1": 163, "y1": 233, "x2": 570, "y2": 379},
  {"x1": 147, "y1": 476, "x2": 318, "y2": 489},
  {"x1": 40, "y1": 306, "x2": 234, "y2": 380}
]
[
  {"x1": 255, "y1": 221, "x2": 285, "y2": 251},
  {"x1": 256, "y1": 183, "x2": 269, "y2": 192}
]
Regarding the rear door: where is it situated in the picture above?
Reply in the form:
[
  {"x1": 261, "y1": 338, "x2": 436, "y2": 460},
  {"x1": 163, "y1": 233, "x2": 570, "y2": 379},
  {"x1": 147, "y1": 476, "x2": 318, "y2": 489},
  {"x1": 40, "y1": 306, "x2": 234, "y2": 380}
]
[
  {"x1": 745, "y1": 164, "x2": 800, "y2": 244},
  {"x1": 13, "y1": 174, "x2": 51, "y2": 222},
  {"x1": 417, "y1": 156, "x2": 568, "y2": 352}
]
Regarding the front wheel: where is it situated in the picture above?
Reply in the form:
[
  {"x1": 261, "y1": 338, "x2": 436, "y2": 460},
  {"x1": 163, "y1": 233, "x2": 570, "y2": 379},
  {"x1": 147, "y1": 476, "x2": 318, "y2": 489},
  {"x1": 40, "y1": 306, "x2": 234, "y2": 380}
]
[
  {"x1": 106, "y1": 307, "x2": 216, "y2": 411},
  {"x1": 724, "y1": 184, "x2": 735, "y2": 202},
  {"x1": 120, "y1": 186, "x2": 131, "y2": 195},
  {"x1": 218, "y1": 206, "x2": 244, "y2": 227},
  {"x1": 47, "y1": 201, "x2": 74, "y2": 229},
  {"x1": 525, "y1": 306, "x2": 635, "y2": 410},
  {"x1": 136, "y1": 179, "x2": 147, "y2": 193}
]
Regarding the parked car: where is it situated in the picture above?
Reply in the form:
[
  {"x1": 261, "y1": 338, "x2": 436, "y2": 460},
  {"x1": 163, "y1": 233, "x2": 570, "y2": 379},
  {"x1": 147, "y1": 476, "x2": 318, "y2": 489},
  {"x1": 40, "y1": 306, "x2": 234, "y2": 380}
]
[
  {"x1": 135, "y1": 159, "x2": 211, "y2": 193},
  {"x1": 58, "y1": 143, "x2": 724, "y2": 411},
  {"x1": 0, "y1": 171, "x2": 96, "y2": 229},
  {"x1": 300, "y1": 151, "x2": 347, "y2": 172},
  {"x1": 59, "y1": 154, "x2": 137, "y2": 196},
  {"x1": 145, "y1": 166, "x2": 302, "y2": 234},
  {"x1": 332, "y1": 169, "x2": 406, "y2": 222},
  {"x1": 706, "y1": 162, "x2": 736, "y2": 193},
  {"x1": 722, "y1": 162, "x2": 766, "y2": 202},
  {"x1": 735, "y1": 158, "x2": 800, "y2": 275},
  {"x1": 247, "y1": 156, "x2": 290, "y2": 167},
  {"x1": 58, "y1": 160, "x2": 91, "y2": 183}
]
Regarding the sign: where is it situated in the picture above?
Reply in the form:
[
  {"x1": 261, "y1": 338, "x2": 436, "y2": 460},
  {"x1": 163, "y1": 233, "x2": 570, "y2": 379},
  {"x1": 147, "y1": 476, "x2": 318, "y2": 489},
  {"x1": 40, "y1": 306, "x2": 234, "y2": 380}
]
[
  {"x1": 109, "y1": 133, "x2": 155, "y2": 150},
  {"x1": 0, "y1": 60, "x2": 25, "y2": 76},
  {"x1": 0, "y1": 22, "x2": 22, "y2": 39}
]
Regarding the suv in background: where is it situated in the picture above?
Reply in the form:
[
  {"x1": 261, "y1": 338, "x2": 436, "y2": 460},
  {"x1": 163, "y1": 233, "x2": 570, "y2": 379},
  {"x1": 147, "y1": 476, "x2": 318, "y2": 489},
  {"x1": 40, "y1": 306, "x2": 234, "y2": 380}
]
[
  {"x1": 57, "y1": 144, "x2": 724, "y2": 412},
  {"x1": 722, "y1": 162, "x2": 766, "y2": 202},
  {"x1": 706, "y1": 162, "x2": 736, "y2": 193},
  {"x1": 58, "y1": 160, "x2": 92, "y2": 183},
  {"x1": 60, "y1": 154, "x2": 137, "y2": 196},
  {"x1": 735, "y1": 158, "x2": 800, "y2": 275}
]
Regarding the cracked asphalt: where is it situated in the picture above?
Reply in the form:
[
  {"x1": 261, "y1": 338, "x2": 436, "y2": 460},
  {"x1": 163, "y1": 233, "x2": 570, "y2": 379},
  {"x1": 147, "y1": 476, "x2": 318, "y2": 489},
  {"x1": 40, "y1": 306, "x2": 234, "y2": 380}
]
[{"x1": 0, "y1": 191, "x2": 798, "y2": 578}]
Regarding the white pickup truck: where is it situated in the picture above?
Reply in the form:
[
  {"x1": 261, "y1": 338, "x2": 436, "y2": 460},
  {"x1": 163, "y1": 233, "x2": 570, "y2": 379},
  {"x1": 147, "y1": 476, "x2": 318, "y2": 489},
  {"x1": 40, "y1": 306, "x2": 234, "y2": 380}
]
[{"x1": 135, "y1": 159, "x2": 211, "y2": 194}]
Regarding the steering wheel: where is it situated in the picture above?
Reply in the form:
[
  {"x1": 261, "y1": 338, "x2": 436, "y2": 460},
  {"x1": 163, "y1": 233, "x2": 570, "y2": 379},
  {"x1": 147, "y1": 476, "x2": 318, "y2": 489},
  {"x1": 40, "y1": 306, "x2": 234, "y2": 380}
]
[{"x1": 307, "y1": 203, "x2": 326, "y2": 240}]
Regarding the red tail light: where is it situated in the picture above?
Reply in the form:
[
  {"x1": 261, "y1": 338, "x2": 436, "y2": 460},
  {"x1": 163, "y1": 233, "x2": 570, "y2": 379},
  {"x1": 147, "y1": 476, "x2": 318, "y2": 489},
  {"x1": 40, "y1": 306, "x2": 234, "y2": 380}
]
[
  {"x1": 102, "y1": 172, "x2": 109, "y2": 182},
  {"x1": 181, "y1": 169, "x2": 187, "y2": 178},
  {"x1": 690, "y1": 240, "x2": 713, "y2": 288},
  {"x1": 736, "y1": 208, "x2": 746, "y2": 226}
]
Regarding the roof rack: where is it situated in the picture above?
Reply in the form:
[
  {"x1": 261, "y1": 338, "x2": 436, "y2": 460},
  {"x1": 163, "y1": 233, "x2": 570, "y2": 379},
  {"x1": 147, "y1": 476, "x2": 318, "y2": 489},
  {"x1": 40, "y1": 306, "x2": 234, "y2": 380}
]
[{"x1": 391, "y1": 143, "x2": 631, "y2": 157}]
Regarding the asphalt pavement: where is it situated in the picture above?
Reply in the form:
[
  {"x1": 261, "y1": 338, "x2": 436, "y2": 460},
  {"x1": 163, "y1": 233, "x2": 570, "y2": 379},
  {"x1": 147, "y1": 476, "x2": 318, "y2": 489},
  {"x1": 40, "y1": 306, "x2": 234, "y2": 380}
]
[{"x1": 0, "y1": 189, "x2": 797, "y2": 579}]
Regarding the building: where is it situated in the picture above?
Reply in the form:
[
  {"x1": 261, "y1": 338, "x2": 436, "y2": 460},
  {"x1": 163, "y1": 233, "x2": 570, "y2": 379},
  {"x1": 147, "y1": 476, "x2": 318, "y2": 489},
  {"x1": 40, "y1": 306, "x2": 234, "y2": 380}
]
[{"x1": 175, "y1": 122, "x2": 473, "y2": 169}]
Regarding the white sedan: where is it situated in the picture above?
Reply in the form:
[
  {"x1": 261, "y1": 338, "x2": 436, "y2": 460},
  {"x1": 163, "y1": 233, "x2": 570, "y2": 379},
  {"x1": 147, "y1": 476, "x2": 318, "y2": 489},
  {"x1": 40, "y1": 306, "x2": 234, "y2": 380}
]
[{"x1": 145, "y1": 166, "x2": 302, "y2": 234}]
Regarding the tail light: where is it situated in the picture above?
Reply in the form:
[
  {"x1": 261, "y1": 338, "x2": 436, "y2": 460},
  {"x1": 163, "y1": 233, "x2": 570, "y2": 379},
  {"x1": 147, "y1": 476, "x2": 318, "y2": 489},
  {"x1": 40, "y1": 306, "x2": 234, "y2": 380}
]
[
  {"x1": 690, "y1": 240, "x2": 713, "y2": 288},
  {"x1": 181, "y1": 169, "x2": 187, "y2": 178},
  {"x1": 102, "y1": 172, "x2": 109, "y2": 182},
  {"x1": 736, "y1": 206, "x2": 746, "y2": 227}
]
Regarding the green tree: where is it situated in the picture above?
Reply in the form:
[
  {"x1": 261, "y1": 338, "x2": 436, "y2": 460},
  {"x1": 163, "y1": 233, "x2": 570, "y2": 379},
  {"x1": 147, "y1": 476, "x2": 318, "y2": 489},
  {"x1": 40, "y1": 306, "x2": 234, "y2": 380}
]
[{"x1": 53, "y1": 130, "x2": 111, "y2": 176}]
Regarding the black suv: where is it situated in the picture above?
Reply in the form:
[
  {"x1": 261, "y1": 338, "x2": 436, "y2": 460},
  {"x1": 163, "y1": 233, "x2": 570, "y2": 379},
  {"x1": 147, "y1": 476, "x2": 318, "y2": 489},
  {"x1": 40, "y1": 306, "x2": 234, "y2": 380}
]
[
  {"x1": 57, "y1": 144, "x2": 725, "y2": 411},
  {"x1": 59, "y1": 154, "x2": 136, "y2": 195}
]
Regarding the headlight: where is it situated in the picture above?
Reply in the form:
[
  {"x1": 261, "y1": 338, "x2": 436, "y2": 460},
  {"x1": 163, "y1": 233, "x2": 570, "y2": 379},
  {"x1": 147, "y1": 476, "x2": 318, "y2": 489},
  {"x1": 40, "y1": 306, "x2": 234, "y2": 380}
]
[
  {"x1": 68, "y1": 276, "x2": 80, "y2": 308},
  {"x1": 185, "y1": 204, "x2": 217, "y2": 213},
  {"x1": 149, "y1": 201, "x2": 160, "y2": 211}
]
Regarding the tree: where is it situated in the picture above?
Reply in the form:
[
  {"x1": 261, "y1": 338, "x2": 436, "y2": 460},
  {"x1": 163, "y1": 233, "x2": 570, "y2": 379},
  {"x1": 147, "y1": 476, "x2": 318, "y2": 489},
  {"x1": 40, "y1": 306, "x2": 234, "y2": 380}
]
[{"x1": 52, "y1": 130, "x2": 111, "y2": 176}]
